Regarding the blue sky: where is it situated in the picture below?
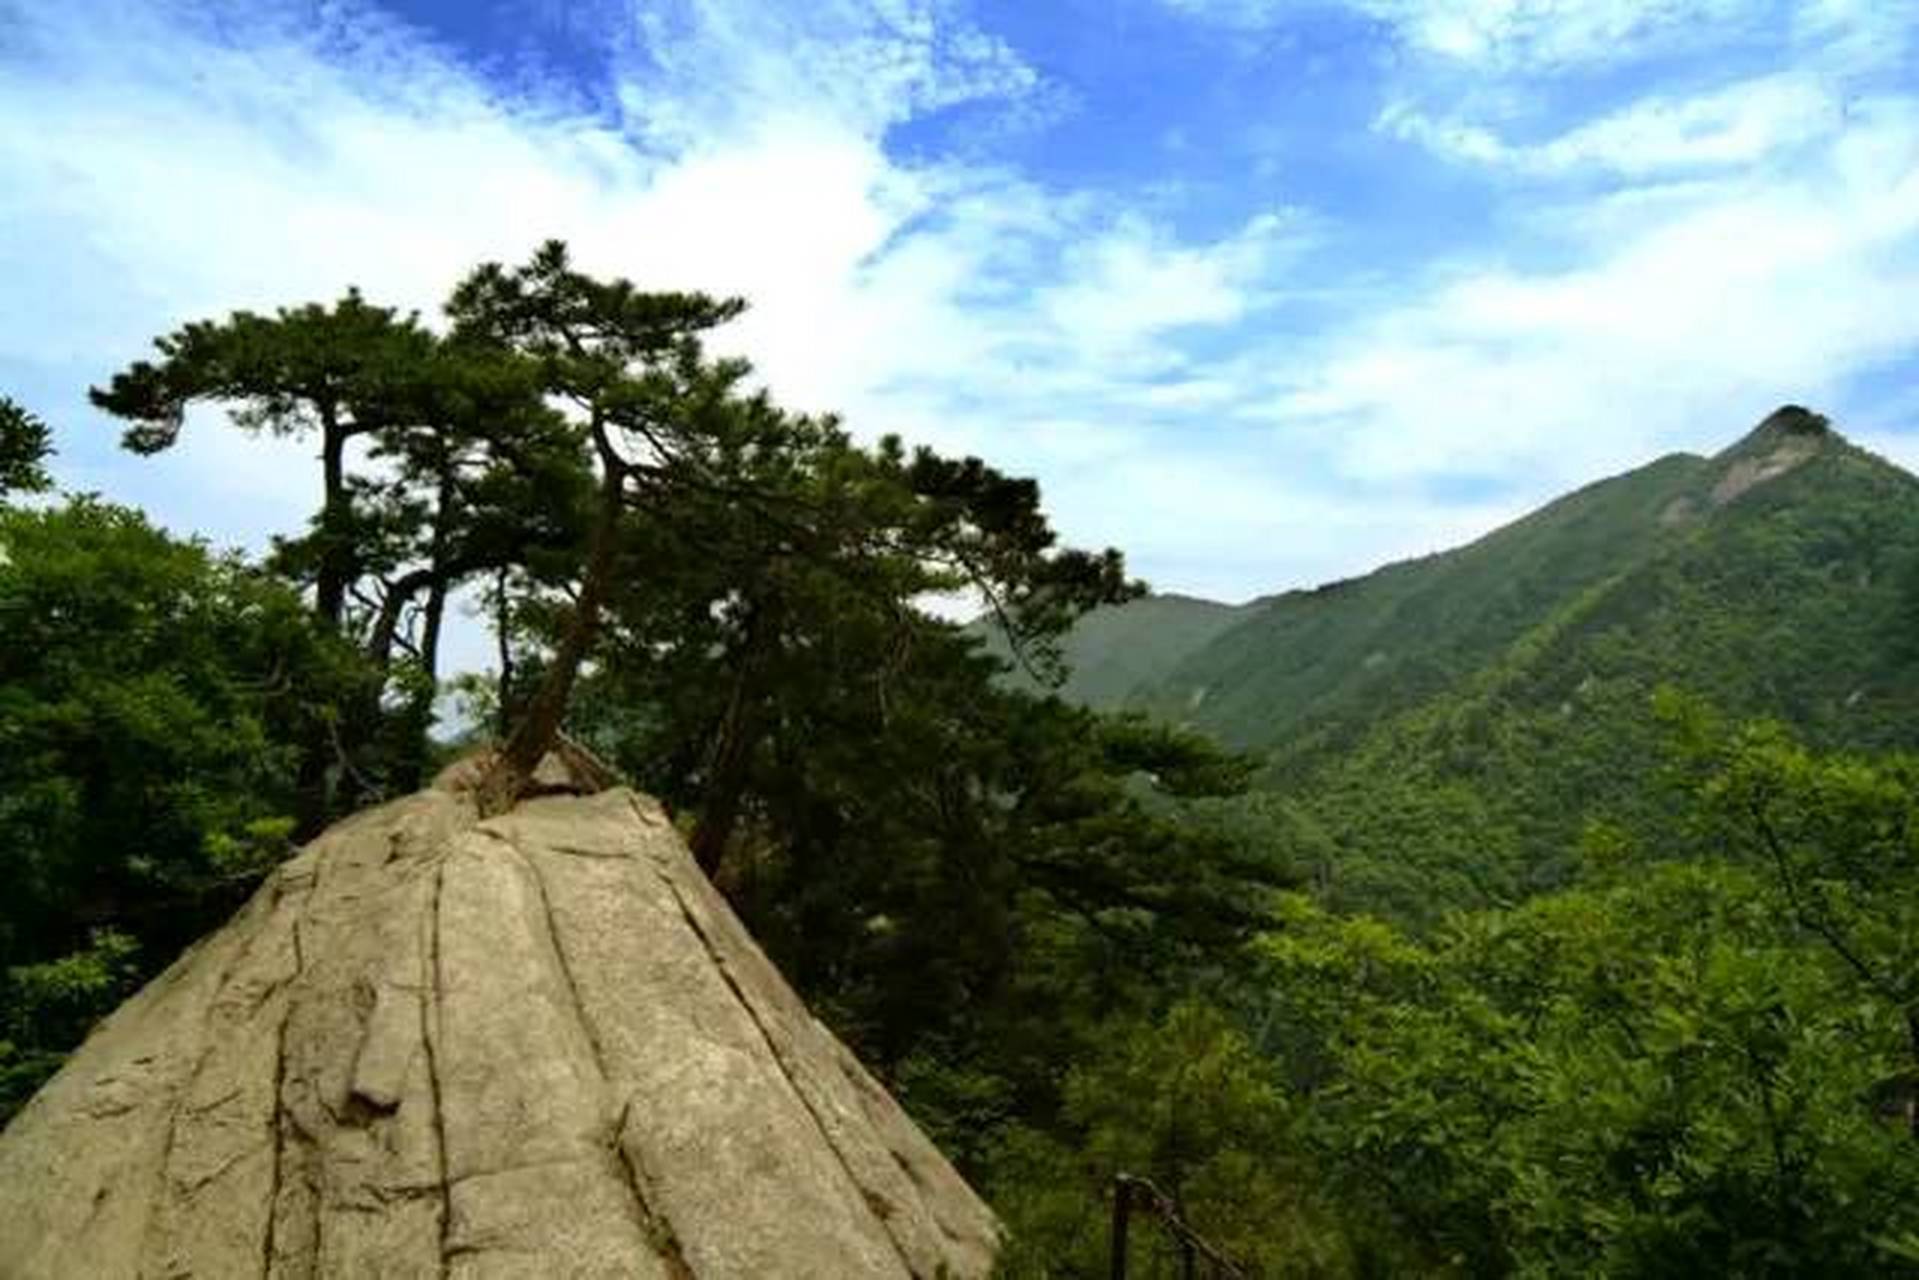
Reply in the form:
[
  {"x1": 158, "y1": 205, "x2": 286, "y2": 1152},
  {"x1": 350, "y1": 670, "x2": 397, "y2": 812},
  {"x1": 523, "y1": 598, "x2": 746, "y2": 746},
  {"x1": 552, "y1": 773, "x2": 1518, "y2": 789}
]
[{"x1": 5, "y1": 0, "x2": 1919, "y2": 650}]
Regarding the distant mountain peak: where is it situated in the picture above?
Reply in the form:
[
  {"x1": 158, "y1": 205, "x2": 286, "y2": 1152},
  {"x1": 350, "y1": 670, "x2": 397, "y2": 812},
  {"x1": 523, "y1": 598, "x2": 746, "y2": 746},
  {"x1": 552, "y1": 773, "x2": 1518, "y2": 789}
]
[
  {"x1": 1707, "y1": 404, "x2": 1835, "y2": 506},
  {"x1": 1762, "y1": 403, "x2": 1832, "y2": 433},
  {"x1": 1719, "y1": 404, "x2": 1834, "y2": 456}
]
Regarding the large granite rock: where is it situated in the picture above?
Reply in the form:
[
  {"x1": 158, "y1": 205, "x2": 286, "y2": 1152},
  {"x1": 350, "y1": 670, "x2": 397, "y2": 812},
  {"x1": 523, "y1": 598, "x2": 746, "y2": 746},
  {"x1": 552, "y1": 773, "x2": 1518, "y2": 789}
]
[{"x1": 0, "y1": 761, "x2": 999, "y2": 1278}]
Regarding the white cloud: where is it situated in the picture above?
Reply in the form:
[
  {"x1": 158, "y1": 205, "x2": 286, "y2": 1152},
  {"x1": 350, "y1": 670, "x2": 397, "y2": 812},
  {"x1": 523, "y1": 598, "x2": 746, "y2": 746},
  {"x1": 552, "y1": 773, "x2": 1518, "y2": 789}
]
[
  {"x1": 1038, "y1": 213, "x2": 1294, "y2": 355},
  {"x1": 1360, "y1": 0, "x2": 1752, "y2": 70},
  {"x1": 1040, "y1": 451, "x2": 1531, "y2": 604},
  {"x1": 1380, "y1": 72, "x2": 1844, "y2": 175},
  {"x1": 1292, "y1": 0, "x2": 1919, "y2": 495},
  {"x1": 616, "y1": 0, "x2": 1040, "y2": 144},
  {"x1": 1792, "y1": 0, "x2": 1919, "y2": 76},
  {"x1": 1165, "y1": 0, "x2": 1755, "y2": 68},
  {"x1": 1171, "y1": 0, "x2": 1919, "y2": 79},
  {"x1": 1266, "y1": 94, "x2": 1919, "y2": 484}
]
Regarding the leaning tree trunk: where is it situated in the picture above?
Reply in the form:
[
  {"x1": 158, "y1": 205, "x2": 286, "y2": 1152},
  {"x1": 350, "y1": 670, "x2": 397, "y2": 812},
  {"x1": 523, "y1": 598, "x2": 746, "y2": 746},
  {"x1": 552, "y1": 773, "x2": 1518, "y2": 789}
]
[{"x1": 479, "y1": 461, "x2": 624, "y2": 815}]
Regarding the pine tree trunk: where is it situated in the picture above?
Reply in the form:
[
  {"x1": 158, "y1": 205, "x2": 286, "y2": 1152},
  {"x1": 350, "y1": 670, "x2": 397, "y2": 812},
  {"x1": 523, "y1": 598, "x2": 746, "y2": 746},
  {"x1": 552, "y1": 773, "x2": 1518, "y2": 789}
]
[
  {"x1": 391, "y1": 471, "x2": 455, "y2": 793},
  {"x1": 296, "y1": 412, "x2": 352, "y2": 835},
  {"x1": 314, "y1": 411, "x2": 351, "y2": 632},
  {"x1": 493, "y1": 567, "x2": 516, "y2": 737},
  {"x1": 690, "y1": 603, "x2": 769, "y2": 875},
  {"x1": 479, "y1": 461, "x2": 623, "y2": 814},
  {"x1": 394, "y1": 572, "x2": 449, "y2": 791}
]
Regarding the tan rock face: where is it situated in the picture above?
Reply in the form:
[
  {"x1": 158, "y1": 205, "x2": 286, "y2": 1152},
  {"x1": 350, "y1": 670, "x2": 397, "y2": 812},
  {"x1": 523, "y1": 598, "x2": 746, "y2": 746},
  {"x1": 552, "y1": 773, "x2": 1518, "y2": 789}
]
[
  {"x1": 0, "y1": 769, "x2": 999, "y2": 1279},
  {"x1": 1709, "y1": 434, "x2": 1821, "y2": 507}
]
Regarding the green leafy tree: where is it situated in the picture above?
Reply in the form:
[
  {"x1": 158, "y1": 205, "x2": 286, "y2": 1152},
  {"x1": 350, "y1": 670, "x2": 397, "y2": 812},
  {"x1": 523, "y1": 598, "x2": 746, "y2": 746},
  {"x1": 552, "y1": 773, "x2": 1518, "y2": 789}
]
[
  {"x1": 92, "y1": 292, "x2": 586, "y2": 806},
  {"x1": 442, "y1": 242, "x2": 753, "y2": 807},
  {"x1": 1667, "y1": 695, "x2": 1919, "y2": 1129},
  {"x1": 988, "y1": 1002, "x2": 1349, "y2": 1278},
  {"x1": 0, "y1": 498, "x2": 362, "y2": 1117},
  {"x1": 91, "y1": 292, "x2": 439, "y2": 632},
  {"x1": 447, "y1": 242, "x2": 1137, "y2": 810},
  {"x1": 0, "y1": 396, "x2": 53, "y2": 497},
  {"x1": 571, "y1": 425, "x2": 1138, "y2": 865},
  {"x1": 340, "y1": 346, "x2": 589, "y2": 792},
  {"x1": 0, "y1": 930, "x2": 138, "y2": 1121},
  {"x1": 1247, "y1": 860, "x2": 1919, "y2": 1276}
]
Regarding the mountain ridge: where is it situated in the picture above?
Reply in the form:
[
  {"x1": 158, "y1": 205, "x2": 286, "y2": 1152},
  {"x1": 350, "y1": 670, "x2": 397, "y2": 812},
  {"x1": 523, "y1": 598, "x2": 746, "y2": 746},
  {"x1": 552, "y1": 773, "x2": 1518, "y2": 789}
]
[
  {"x1": 1030, "y1": 406, "x2": 1899, "y2": 721},
  {"x1": 1001, "y1": 407, "x2": 1919, "y2": 922}
]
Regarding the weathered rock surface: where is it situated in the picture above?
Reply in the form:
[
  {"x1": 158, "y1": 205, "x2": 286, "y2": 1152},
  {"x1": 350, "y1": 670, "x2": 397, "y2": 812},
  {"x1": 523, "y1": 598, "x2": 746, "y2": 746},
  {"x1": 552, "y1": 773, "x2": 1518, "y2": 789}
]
[{"x1": 0, "y1": 762, "x2": 999, "y2": 1278}]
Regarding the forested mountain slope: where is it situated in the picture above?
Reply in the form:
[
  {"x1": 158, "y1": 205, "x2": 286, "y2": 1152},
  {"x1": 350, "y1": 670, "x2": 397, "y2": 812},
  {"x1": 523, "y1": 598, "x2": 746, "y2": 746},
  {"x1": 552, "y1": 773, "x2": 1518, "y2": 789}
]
[
  {"x1": 1030, "y1": 407, "x2": 1919, "y2": 921},
  {"x1": 1141, "y1": 448, "x2": 1709, "y2": 750},
  {"x1": 976, "y1": 591, "x2": 1254, "y2": 706}
]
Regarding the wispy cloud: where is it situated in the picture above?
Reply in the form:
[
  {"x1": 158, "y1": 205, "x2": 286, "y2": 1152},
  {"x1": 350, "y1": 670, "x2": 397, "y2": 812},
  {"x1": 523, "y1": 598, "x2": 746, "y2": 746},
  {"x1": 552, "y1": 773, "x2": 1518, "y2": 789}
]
[
  {"x1": 1358, "y1": 0, "x2": 1758, "y2": 70},
  {"x1": 1148, "y1": 0, "x2": 1919, "y2": 485},
  {"x1": 614, "y1": 0, "x2": 1042, "y2": 143},
  {"x1": 1165, "y1": 0, "x2": 1759, "y2": 67},
  {"x1": 1378, "y1": 72, "x2": 1843, "y2": 175},
  {"x1": 1284, "y1": 93, "x2": 1919, "y2": 480}
]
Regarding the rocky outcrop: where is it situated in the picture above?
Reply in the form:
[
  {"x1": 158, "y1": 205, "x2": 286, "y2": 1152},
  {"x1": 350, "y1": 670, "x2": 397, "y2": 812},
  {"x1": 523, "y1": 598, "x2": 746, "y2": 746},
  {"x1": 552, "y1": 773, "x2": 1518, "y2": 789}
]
[
  {"x1": 0, "y1": 760, "x2": 999, "y2": 1278},
  {"x1": 1708, "y1": 404, "x2": 1831, "y2": 507},
  {"x1": 1709, "y1": 433, "x2": 1823, "y2": 506}
]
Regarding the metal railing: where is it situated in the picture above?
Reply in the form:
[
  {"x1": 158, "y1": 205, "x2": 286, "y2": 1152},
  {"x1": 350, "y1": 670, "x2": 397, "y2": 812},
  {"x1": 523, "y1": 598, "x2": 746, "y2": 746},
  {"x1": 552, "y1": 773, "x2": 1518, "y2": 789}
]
[{"x1": 1108, "y1": 1173, "x2": 1247, "y2": 1279}]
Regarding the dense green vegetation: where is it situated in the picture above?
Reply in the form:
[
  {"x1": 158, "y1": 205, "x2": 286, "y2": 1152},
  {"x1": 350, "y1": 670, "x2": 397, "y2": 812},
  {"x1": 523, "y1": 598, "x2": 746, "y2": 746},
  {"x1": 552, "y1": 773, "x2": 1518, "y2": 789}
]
[
  {"x1": 5, "y1": 262, "x2": 1918, "y2": 1276},
  {"x1": 1281, "y1": 424, "x2": 1919, "y2": 924},
  {"x1": 991, "y1": 715, "x2": 1919, "y2": 1276},
  {"x1": 0, "y1": 497, "x2": 360, "y2": 1112}
]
